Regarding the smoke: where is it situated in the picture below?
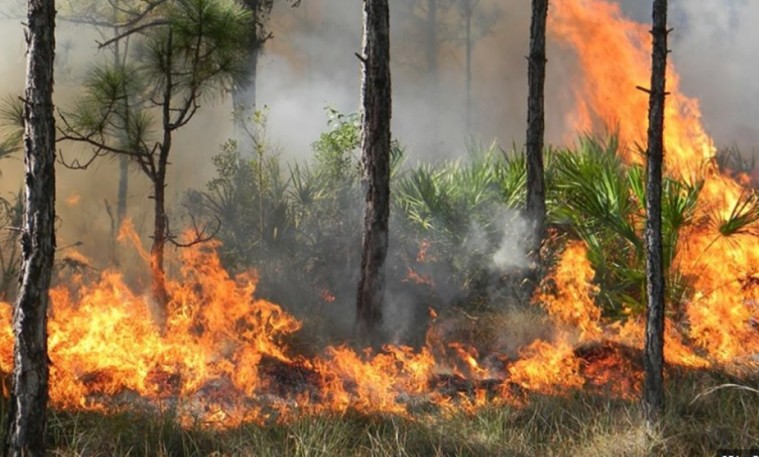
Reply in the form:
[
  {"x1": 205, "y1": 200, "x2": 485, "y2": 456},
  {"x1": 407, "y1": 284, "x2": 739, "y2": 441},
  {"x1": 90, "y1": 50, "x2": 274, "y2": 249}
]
[
  {"x1": 670, "y1": 0, "x2": 759, "y2": 153},
  {"x1": 491, "y1": 210, "x2": 531, "y2": 272},
  {"x1": 262, "y1": 0, "x2": 535, "y2": 160},
  {"x1": 0, "y1": 11, "x2": 245, "y2": 268},
  {"x1": 259, "y1": 0, "x2": 759, "y2": 159}
]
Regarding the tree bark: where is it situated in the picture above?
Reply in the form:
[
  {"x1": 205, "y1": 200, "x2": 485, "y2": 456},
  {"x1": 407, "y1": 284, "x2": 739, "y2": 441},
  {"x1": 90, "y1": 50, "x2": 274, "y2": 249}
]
[
  {"x1": 525, "y1": 0, "x2": 548, "y2": 270},
  {"x1": 117, "y1": 155, "x2": 129, "y2": 230},
  {"x1": 4, "y1": 0, "x2": 56, "y2": 455},
  {"x1": 150, "y1": 31, "x2": 174, "y2": 330},
  {"x1": 356, "y1": 0, "x2": 392, "y2": 343},
  {"x1": 113, "y1": 0, "x2": 130, "y2": 254},
  {"x1": 643, "y1": 0, "x2": 668, "y2": 429},
  {"x1": 150, "y1": 142, "x2": 170, "y2": 330}
]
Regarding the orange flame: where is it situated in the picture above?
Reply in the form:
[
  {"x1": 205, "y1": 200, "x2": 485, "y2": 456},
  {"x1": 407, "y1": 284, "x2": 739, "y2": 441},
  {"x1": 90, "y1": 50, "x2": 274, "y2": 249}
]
[
  {"x1": 65, "y1": 193, "x2": 81, "y2": 207},
  {"x1": 551, "y1": 0, "x2": 759, "y2": 364},
  {"x1": 550, "y1": 0, "x2": 715, "y2": 178}
]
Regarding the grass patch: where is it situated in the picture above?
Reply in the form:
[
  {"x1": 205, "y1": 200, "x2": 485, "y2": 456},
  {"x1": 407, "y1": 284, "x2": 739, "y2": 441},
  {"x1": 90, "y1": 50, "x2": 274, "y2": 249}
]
[{"x1": 4, "y1": 368, "x2": 755, "y2": 456}]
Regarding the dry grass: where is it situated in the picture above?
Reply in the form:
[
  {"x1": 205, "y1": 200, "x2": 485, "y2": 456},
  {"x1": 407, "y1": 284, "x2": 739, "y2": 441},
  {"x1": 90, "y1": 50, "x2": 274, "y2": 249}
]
[{"x1": 8, "y1": 368, "x2": 754, "y2": 457}]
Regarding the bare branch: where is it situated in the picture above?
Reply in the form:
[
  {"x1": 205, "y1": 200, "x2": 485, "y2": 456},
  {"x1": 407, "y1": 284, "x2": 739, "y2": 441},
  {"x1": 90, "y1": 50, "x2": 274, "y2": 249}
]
[
  {"x1": 97, "y1": 19, "x2": 170, "y2": 49},
  {"x1": 166, "y1": 214, "x2": 221, "y2": 248},
  {"x1": 57, "y1": 147, "x2": 106, "y2": 170}
]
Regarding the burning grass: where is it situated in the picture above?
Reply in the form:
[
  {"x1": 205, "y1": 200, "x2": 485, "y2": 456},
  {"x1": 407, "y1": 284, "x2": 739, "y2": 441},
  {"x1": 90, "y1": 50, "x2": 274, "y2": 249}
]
[
  {"x1": 10, "y1": 368, "x2": 757, "y2": 456},
  {"x1": 0, "y1": 235, "x2": 755, "y2": 434}
]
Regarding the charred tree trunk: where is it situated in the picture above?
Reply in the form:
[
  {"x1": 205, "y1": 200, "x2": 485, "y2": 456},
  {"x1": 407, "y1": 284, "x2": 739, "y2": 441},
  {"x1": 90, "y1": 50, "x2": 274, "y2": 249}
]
[
  {"x1": 113, "y1": 0, "x2": 129, "y2": 244},
  {"x1": 525, "y1": 0, "x2": 548, "y2": 280},
  {"x1": 150, "y1": 142, "x2": 170, "y2": 330},
  {"x1": 116, "y1": 155, "x2": 129, "y2": 230},
  {"x1": 643, "y1": 0, "x2": 669, "y2": 429},
  {"x1": 151, "y1": 38, "x2": 174, "y2": 329},
  {"x1": 4, "y1": 0, "x2": 56, "y2": 455},
  {"x1": 356, "y1": 0, "x2": 392, "y2": 343}
]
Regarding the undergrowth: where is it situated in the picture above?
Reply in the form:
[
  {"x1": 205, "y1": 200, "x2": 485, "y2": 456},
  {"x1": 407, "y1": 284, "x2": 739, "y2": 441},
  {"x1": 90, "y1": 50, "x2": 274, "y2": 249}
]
[{"x1": 4, "y1": 369, "x2": 756, "y2": 456}]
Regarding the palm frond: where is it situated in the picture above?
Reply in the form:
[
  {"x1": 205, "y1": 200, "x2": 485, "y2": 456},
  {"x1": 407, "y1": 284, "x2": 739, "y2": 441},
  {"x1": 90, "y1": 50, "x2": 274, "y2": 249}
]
[{"x1": 716, "y1": 190, "x2": 759, "y2": 237}]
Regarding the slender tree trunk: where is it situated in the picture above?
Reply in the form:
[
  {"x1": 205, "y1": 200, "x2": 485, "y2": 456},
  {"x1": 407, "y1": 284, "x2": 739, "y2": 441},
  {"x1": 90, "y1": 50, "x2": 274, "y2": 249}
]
[
  {"x1": 232, "y1": 35, "x2": 260, "y2": 152},
  {"x1": 356, "y1": 0, "x2": 392, "y2": 343},
  {"x1": 234, "y1": 0, "x2": 270, "y2": 153},
  {"x1": 525, "y1": 0, "x2": 548, "y2": 270},
  {"x1": 113, "y1": 0, "x2": 129, "y2": 234},
  {"x1": 426, "y1": 0, "x2": 438, "y2": 89},
  {"x1": 4, "y1": 0, "x2": 56, "y2": 455},
  {"x1": 150, "y1": 148, "x2": 170, "y2": 330},
  {"x1": 643, "y1": 0, "x2": 669, "y2": 430},
  {"x1": 464, "y1": 0, "x2": 473, "y2": 134},
  {"x1": 425, "y1": 0, "x2": 440, "y2": 144},
  {"x1": 117, "y1": 155, "x2": 129, "y2": 229}
]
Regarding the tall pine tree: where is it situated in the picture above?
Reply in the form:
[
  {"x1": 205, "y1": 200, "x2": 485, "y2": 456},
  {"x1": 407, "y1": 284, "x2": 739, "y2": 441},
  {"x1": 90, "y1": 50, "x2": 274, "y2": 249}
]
[
  {"x1": 643, "y1": 0, "x2": 669, "y2": 428},
  {"x1": 4, "y1": 0, "x2": 57, "y2": 455},
  {"x1": 356, "y1": 0, "x2": 392, "y2": 343}
]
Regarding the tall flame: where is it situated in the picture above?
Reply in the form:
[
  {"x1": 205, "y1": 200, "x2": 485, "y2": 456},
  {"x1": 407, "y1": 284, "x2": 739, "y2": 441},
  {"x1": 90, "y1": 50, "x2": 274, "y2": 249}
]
[
  {"x1": 550, "y1": 0, "x2": 715, "y2": 177},
  {"x1": 551, "y1": 0, "x2": 759, "y2": 363}
]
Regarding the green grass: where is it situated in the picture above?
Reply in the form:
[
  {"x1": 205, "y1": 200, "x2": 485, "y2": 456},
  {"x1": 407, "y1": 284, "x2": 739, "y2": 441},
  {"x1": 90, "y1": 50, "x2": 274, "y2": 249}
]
[{"x1": 9, "y1": 369, "x2": 757, "y2": 456}]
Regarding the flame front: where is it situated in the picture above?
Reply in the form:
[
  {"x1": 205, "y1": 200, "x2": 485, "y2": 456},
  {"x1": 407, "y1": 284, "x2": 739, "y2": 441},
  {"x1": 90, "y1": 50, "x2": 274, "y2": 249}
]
[{"x1": 551, "y1": 0, "x2": 759, "y2": 364}]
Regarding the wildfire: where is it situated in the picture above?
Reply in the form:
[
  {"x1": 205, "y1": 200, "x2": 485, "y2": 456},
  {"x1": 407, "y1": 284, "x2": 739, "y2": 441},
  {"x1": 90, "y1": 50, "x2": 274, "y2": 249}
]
[
  {"x1": 0, "y1": 0, "x2": 756, "y2": 428},
  {"x1": 551, "y1": 0, "x2": 759, "y2": 365},
  {"x1": 549, "y1": 0, "x2": 715, "y2": 178}
]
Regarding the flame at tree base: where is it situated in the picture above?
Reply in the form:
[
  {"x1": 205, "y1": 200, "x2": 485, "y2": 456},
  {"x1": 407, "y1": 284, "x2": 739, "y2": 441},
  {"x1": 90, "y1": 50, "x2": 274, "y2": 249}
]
[{"x1": 0, "y1": 237, "x2": 752, "y2": 428}]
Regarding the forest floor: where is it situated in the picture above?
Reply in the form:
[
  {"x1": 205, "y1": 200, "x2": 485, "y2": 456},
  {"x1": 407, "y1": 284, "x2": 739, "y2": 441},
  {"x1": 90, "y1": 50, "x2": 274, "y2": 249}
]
[{"x1": 6, "y1": 368, "x2": 757, "y2": 457}]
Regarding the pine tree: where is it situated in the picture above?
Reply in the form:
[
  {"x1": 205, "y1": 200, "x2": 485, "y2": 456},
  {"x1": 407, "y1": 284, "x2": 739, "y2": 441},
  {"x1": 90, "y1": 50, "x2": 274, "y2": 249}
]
[
  {"x1": 356, "y1": 0, "x2": 392, "y2": 343},
  {"x1": 3, "y1": 0, "x2": 57, "y2": 454},
  {"x1": 643, "y1": 0, "x2": 669, "y2": 429},
  {"x1": 525, "y1": 0, "x2": 548, "y2": 287}
]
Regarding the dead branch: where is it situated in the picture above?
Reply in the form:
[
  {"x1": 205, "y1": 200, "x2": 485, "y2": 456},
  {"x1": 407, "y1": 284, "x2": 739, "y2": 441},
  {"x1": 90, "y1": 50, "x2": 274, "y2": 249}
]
[
  {"x1": 97, "y1": 19, "x2": 170, "y2": 49},
  {"x1": 166, "y1": 214, "x2": 221, "y2": 248},
  {"x1": 57, "y1": 148, "x2": 106, "y2": 170}
]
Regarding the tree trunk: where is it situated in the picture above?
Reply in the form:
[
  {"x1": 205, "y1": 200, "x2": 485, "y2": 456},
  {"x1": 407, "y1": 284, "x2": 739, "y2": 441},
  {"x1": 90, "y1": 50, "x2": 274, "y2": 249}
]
[
  {"x1": 356, "y1": 0, "x2": 392, "y2": 343},
  {"x1": 464, "y1": 0, "x2": 473, "y2": 134},
  {"x1": 234, "y1": 0, "x2": 277, "y2": 153},
  {"x1": 525, "y1": 0, "x2": 548, "y2": 272},
  {"x1": 231, "y1": 22, "x2": 260, "y2": 153},
  {"x1": 425, "y1": 0, "x2": 439, "y2": 143},
  {"x1": 150, "y1": 148, "x2": 170, "y2": 330},
  {"x1": 4, "y1": 0, "x2": 56, "y2": 455},
  {"x1": 426, "y1": 0, "x2": 438, "y2": 89},
  {"x1": 113, "y1": 0, "x2": 129, "y2": 237},
  {"x1": 117, "y1": 155, "x2": 129, "y2": 230},
  {"x1": 643, "y1": 0, "x2": 668, "y2": 429}
]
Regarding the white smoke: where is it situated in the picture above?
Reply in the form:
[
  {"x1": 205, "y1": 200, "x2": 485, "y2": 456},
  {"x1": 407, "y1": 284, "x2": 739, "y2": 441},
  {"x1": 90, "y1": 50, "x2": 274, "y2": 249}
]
[{"x1": 670, "y1": 0, "x2": 759, "y2": 152}]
